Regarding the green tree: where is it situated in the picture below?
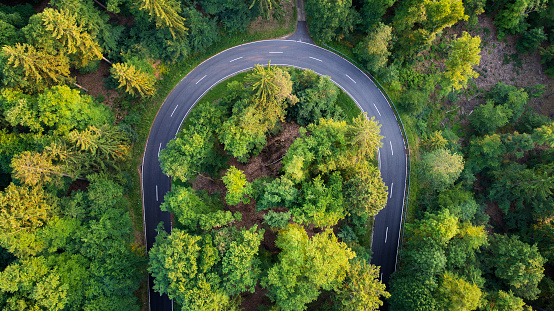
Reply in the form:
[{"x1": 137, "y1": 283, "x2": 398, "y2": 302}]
[
  {"x1": 354, "y1": 22, "x2": 393, "y2": 73},
  {"x1": 466, "y1": 134, "x2": 506, "y2": 172},
  {"x1": 222, "y1": 166, "x2": 251, "y2": 205},
  {"x1": 517, "y1": 27, "x2": 547, "y2": 54},
  {"x1": 137, "y1": 0, "x2": 188, "y2": 40},
  {"x1": 443, "y1": 32, "x2": 481, "y2": 91},
  {"x1": 2, "y1": 43, "x2": 70, "y2": 90},
  {"x1": 483, "y1": 290, "x2": 528, "y2": 311},
  {"x1": 486, "y1": 234, "x2": 546, "y2": 300},
  {"x1": 11, "y1": 151, "x2": 62, "y2": 186},
  {"x1": 419, "y1": 148, "x2": 464, "y2": 192},
  {"x1": 335, "y1": 261, "x2": 390, "y2": 311},
  {"x1": 347, "y1": 112, "x2": 383, "y2": 162},
  {"x1": 256, "y1": 177, "x2": 298, "y2": 210},
  {"x1": 471, "y1": 100, "x2": 513, "y2": 135},
  {"x1": 41, "y1": 8, "x2": 103, "y2": 67},
  {"x1": 263, "y1": 224, "x2": 355, "y2": 310},
  {"x1": 110, "y1": 62, "x2": 156, "y2": 97},
  {"x1": 305, "y1": 0, "x2": 358, "y2": 42},
  {"x1": 344, "y1": 161, "x2": 388, "y2": 218},
  {"x1": 436, "y1": 271, "x2": 481, "y2": 311},
  {"x1": 148, "y1": 229, "x2": 230, "y2": 310}
]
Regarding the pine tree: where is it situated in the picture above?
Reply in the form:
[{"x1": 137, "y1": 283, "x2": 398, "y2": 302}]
[
  {"x1": 110, "y1": 62, "x2": 156, "y2": 97},
  {"x1": 2, "y1": 43, "x2": 70, "y2": 88},
  {"x1": 11, "y1": 151, "x2": 61, "y2": 186},
  {"x1": 138, "y1": 0, "x2": 188, "y2": 40},
  {"x1": 41, "y1": 8, "x2": 103, "y2": 67}
]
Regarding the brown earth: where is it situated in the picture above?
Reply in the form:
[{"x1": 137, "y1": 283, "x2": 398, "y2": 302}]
[
  {"x1": 247, "y1": 0, "x2": 295, "y2": 35},
  {"x1": 446, "y1": 15, "x2": 554, "y2": 117}
]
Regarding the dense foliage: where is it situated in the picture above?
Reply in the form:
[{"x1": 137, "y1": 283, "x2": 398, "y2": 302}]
[{"x1": 155, "y1": 66, "x2": 389, "y2": 310}]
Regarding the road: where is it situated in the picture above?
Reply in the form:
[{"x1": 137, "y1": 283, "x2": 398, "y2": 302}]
[{"x1": 141, "y1": 35, "x2": 408, "y2": 311}]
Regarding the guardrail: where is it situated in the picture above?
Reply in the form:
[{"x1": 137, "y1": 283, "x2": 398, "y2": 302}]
[{"x1": 322, "y1": 43, "x2": 411, "y2": 271}]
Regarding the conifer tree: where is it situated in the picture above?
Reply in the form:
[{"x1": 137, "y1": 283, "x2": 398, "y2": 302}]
[
  {"x1": 41, "y1": 8, "x2": 103, "y2": 67},
  {"x1": 110, "y1": 62, "x2": 156, "y2": 97},
  {"x1": 2, "y1": 43, "x2": 70, "y2": 88},
  {"x1": 138, "y1": 0, "x2": 188, "y2": 40}
]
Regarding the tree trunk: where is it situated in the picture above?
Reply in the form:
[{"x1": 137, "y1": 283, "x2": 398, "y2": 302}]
[
  {"x1": 92, "y1": 0, "x2": 108, "y2": 10},
  {"x1": 102, "y1": 56, "x2": 113, "y2": 65},
  {"x1": 73, "y1": 82, "x2": 89, "y2": 92}
]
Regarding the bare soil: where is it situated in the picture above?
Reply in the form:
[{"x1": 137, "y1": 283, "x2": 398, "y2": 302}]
[
  {"x1": 446, "y1": 15, "x2": 554, "y2": 117},
  {"x1": 248, "y1": 0, "x2": 295, "y2": 35}
]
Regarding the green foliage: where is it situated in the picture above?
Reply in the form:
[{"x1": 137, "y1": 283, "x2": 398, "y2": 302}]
[
  {"x1": 222, "y1": 166, "x2": 251, "y2": 205},
  {"x1": 516, "y1": 27, "x2": 547, "y2": 54},
  {"x1": 344, "y1": 161, "x2": 388, "y2": 218},
  {"x1": 288, "y1": 73, "x2": 341, "y2": 126},
  {"x1": 418, "y1": 148, "x2": 464, "y2": 192},
  {"x1": 199, "y1": 0, "x2": 254, "y2": 32},
  {"x1": 148, "y1": 229, "x2": 230, "y2": 310},
  {"x1": 263, "y1": 210, "x2": 292, "y2": 229},
  {"x1": 305, "y1": 0, "x2": 358, "y2": 42},
  {"x1": 137, "y1": 0, "x2": 188, "y2": 40},
  {"x1": 263, "y1": 224, "x2": 355, "y2": 310},
  {"x1": 335, "y1": 261, "x2": 390, "y2": 311},
  {"x1": 436, "y1": 271, "x2": 481, "y2": 311},
  {"x1": 256, "y1": 177, "x2": 298, "y2": 210},
  {"x1": 110, "y1": 62, "x2": 156, "y2": 97},
  {"x1": 354, "y1": 22, "x2": 393, "y2": 73},
  {"x1": 471, "y1": 100, "x2": 513, "y2": 135},
  {"x1": 443, "y1": 32, "x2": 481, "y2": 91},
  {"x1": 540, "y1": 44, "x2": 554, "y2": 77},
  {"x1": 483, "y1": 290, "x2": 528, "y2": 311},
  {"x1": 484, "y1": 234, "x2": 546, "y2": 300}
]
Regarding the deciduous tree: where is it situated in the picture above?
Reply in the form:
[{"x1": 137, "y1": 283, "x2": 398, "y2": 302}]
[{"x1": 443, "y1": 32, "x2": 481, "y2": 91}]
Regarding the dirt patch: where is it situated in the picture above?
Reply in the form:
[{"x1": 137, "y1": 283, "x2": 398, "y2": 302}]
[
  {"x1": 447, "y1": 15, "x2": 554, "y2": 116},
  {"x1": 248, "y1": 0, "x2": 295, "y2": 35}
]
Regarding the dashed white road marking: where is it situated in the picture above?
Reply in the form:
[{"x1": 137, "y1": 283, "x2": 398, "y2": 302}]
[
  {"x1": 380, "y1": 273, "x2": 383, "y2": 281},
  {"x1": 390, "y1": 183, "x2": 394, "y2": 198},
  {"x1": 309, "y1": 56, "x2": 323, "y2": 62},
  {"x1": 158, "y1": 143, "x2": 162, "y2": 158},
  {"x1": 155, "y1": 185, "x2": 159, "y2": 202},
  {"x1": 390, "y1": 141, "x2": 394, "y2": 156},
  {"x1": 378, "y1": 149, "x2": 381, "y2": 171},
  {"x1": 196, "y1": 75, "x2": 206, "y2": 84},
  {"x1": 229, "y1": 57, "x2": 243, "y2": 62},
  {"x1": 385, "y1": 227, "x2": 389, "y2": 243},
  {"x1": 373, "y1": 103, "x2": 381, "y2": 116},
  {"x1": 345, "y1": 74, "x2": 356, "y2": 83},
  {"x1": 170, "y1": 105, "x2": 178, "y2": 117},
  {"x1": 269, "y1": 51, "x2": 283, "y2": 54}
]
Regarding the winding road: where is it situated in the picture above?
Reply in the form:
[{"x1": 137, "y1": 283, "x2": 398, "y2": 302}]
[{"x1": 141, "y1": 24, "x2": 408, "y2": 311}]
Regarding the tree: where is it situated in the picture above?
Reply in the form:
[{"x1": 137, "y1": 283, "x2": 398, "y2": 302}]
[
  {"x1": 494, "y1": 0, "x2": 547, "y2": 33},
  {"x1": 471, "y1": 100, "x2": 513, "y2": 135},
  {"x1": 517, "y1": 27, "x2": 547, "y2": 54},
  {"x1": 137, "y1": 0, "x2": 188, "y2": 40},
  {"x1": 110, "y1": 62, "x2": 156, "y2": 97},
  {"x1": 354, "y1": 22, "x2": 393, "y2": 72},
  {"x1": 419, "y1": 149, "x2": 464, "y2": 192},
  {"x1": 486, "y1": 234, "x2": 546, "y2": 300},
  {"x1": 347, "y1": 112, "x2": 383, "y2": 162},
  {"x1": 222, "y1": 166, "x2": 251, "y2": 205},
  {"x1": 305, "y1": 0, "x2": 358, "y2": 42},
  {"x1": 148, "y1": 229, "x2": 231, "y2": 310},
  {"x1": 216, "y1": 226, "x2": 264, "y2": 295},
  {"x1": 532, "y1": 121, "x2": 554, "y2": 147},
  {"x1": 41, "y1": 8, "x2": 103, "y2": 67},
  {"x1": 11, "y1": 151, "x2": 62, "y2": 186},
  {"x1": 483, "y1": 290, "x2": 528, "y2": 311},
  {"x1": 436, "y1": 272, "x2": 481, "y2": 311},
  {"x1": 291, "y1": 75, "x2": 340, "y2": 126},
  {"x1": 263, "y1": 224, "x2": 355, "y2": 310},
  {"x1": 335, "y1": 261, "x2": 390, "y2": 311},
  {"x1": 443, "y1": 32, "x2": 481, "y2": 91},
  {"x1": 256, "y1": 177, "x2": 298, "y2": 210},
  {"x1": 466, "y1": 134, "x2": 506, "y2": 172},
  {"x1": 344, "y1": 161, "x2": 388, "y2": 218},
  {"x1": 249, "y1": 0, "x2": 282, "y2": 19},
  {"x1": 2, "y1": 43, "x2": 70, "y2": 90}
]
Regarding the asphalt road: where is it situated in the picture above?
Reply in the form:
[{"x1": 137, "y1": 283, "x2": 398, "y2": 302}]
[{"x1": 142, "y1": 36, "x2": 408, "y2": 311}]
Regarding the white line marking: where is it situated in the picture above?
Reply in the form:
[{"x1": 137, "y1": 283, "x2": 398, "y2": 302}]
[
  {"x1": 158, "y1": 143, "x2": 162, "y2": 157},
  {"x1": 196, "y1": 75, "x2": 206, "y2": 84},
  {"x1": 229, "y1": 57, "x2": 243, "y2": 63},
  {"x1": 380, "y1": 273, "x2": 383, "y2": 281},
  {"x1": 345, "y1": 74, "x2": 356, "y2": 84},
  {"x1": 155, "y1": 185, "x2": 159, "y2": 202},
  {"x1": 170, "y1": 105, "x2": 178, "y2": 117},
  {"x1": 385, "y1": 227, "x2": 389, "y2": 243},
  {"x1": 373, "y1": 103, "x2": 382, "y2": 116},
  {"x1": 269, "y1": 51, "x2": 283, "y2": 54},
  {"x1": 390, "y1": 141, "x2": 394, "y2": 156},
  {"x1": 390, "y1": 183, "x2": 394, "y2": 198},
  {"x1": 309, "y1": 56, "x2": 323, "y2": 62}
]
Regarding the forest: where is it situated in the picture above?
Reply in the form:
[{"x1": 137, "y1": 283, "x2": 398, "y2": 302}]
[{"x1": 0, "y1": 0, "x2": 552, "y2": 310}]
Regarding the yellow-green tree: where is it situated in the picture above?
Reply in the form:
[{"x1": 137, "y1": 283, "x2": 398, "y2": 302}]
[
  {"x1": 11, "y1": 151, "x2": 61, "y2": 186},
  {"x1": 335, "y1": 261, "x2": 390, "y2": 311},
  {"x1": 2, "y1": 43, "x2": 70, "y2": 89},
  {"x1": 41, "y1": 8, "x2": 103, "y2": 67},
  {"x1": 444, "y1": 32, "x2": 482, "y2": 90},
  {"x1": 138, "y1": 0, "x2": 188, "y2": 40},
  {"x1": 110, "y1": 62, "x2": 156, "y2": 97}
]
